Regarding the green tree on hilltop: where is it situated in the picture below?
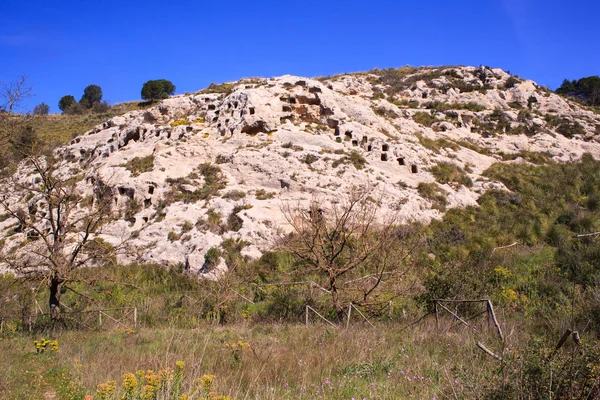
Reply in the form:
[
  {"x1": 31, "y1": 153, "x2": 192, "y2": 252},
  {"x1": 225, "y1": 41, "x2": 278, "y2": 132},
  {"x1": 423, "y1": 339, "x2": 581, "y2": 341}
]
[
  {"x1": 141, "y1": 79, "x2": 176, "y2": 102},
  {"x1": 58, "y1": 95, "x2": 76, "y2": 112},
  {"x1": 80, "y1": 84, "x2": 103, "y2": 108}
]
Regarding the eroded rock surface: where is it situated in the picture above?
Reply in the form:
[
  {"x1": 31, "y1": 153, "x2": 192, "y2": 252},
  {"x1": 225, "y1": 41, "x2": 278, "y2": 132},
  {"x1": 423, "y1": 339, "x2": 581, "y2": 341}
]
[{"x1": 2, "y1": 67, "x2": 600, "y2": 276}]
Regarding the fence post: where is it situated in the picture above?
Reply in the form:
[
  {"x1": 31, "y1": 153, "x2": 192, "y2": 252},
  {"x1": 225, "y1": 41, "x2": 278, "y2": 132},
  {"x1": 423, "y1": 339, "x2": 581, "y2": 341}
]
[
  {"x1": 346, "y1": 304, "x2": 352, "y2": 329},
  {"x1": 434, "y1": 301, "x2": 439, "y2": 329},
  {"x1": 305, "y1": 305, "x2": 309, "y2": 328},
  {"x1": 99, "y1": 311, "x2": 102, "y2": 328},
  {"x1": 388, "y1": 301, "x2": 393, "y2": 320},
  {"x1": 134, "y1": 308, "x2": 137, "y2": 329}
]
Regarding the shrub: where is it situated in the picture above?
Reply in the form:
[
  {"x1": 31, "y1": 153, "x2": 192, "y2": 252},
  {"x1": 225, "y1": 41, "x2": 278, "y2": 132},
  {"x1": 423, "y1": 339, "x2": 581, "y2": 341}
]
[
  {"x1": 204, "y1": 247, "x2": 222, "y2": 269},
  {"x1": 255, "y1": 189, "x2": 275, "y2": 200},
  {"x1": 417, "y1": 182, "x2": 448, "y2": 211},
  {"x1": 303, "y1": 153, "x2": 319, "y2": 165},
  {"x1": 504, "y1": 76, "x2": 519, "y2": 89},
  {"x1": 164, "y1": 163, "x2": 227, "y2": 205},
  {"x1": 33, "y1": 102, "x2": 49, "y2": 116},
  {"x1": 222, "y1": 190, "x2": 246, "y2": 201},
  {"x1": 227, "y1": 205, "x2": 248, "y2": 232},
  {"x1": 141, "y1": 79, "x2": 176, "y2": 102},
  {"x1": 123, "y1": 155, "x2": 154, "y2": 176},
  {"x1": 332, "y1": 150, "x2": 367, "y2": 170},
  {"x1": 58, "y1": 95, "x2": 76, "y2": 112},
  {"x1": 91, "y1": 101, "x2": 111, "y2": 114},
  {"x1": 429, "y1": 162, "x2": 473, "y2": 187},
  {"x1": 63, "y1": 102, "x2": 86, "y2": 115},
  {"x1": 508, "y1": 101, "x2": 523, "y2": 109},
  {"x1": 414, "y1": 133, "x2": 459, "y2": 154},
  {"x1": 203, "y1": 82, "x2": 234, "y2": 95},
  {"x1": 167, "y1": 230, "x2": 181, "y2": 242},
  {"x1": 556, "y1": 119, "x2": 586, "y2": 138},
  {"x1": 413, "y1": 112, "x2": 441, "y2": 127}
]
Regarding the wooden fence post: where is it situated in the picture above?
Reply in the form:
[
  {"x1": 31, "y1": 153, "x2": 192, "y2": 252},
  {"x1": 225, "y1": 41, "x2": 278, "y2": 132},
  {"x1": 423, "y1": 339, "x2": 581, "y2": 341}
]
[
  {"x1": 487, "y1": 300, "x2": 504, "y2": 341},
  {"x1": 134, "y1": 308, "x2": 137, "y2": 329},
  {"x1": 305, "y1": 305, "x2": 309, "y2": 328},
  {"x1": 346, "y1": 304, "x2": 352, "y2": 329},
  {"x1": 99, "y1": 311, "x2": 102, "y2": 328}
]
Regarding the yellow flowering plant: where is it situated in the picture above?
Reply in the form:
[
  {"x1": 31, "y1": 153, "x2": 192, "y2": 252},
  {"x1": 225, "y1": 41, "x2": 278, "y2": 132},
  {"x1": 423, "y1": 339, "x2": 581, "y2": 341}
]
[{"x1": 34, "y1": 338, "x2": 59, "y2": 353}]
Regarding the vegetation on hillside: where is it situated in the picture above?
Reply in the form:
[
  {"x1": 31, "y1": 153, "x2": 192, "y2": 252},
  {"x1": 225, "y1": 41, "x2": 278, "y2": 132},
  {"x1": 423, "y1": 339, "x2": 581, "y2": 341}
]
[
  {"x1": 1, "y1": 154, "x2": 599, "y2": 398},
  {"x1": 556, "y1": 75, "x2": 600, "y2": 107}
]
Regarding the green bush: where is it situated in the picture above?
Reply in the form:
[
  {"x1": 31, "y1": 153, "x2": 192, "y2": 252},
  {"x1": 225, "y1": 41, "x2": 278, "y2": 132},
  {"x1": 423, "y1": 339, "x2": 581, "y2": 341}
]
[
  {"x1": 123, "y1": 155, "x2": 154, "y2": 176},
  {"x1": 417, "y1": 182, "x2": 448, "y2": 211},
  {"x1": 429, "y1": 162, "x2": 473, "y2": 187},
  {"x1": 204, "y1": 247, "x2": 222, "y2": 269},
  {"x1": 413, "y1": 112, "x2": 442, "y2": 127},
  {"x1": 58, "y1": 95, "x2": 76, "y2": 112},
  {"x1": 141, "y1": 79, "x2": 176, "y2": 102},
  {"x1": 33, "y1": 102, "x2": 50, "y2": 116}
]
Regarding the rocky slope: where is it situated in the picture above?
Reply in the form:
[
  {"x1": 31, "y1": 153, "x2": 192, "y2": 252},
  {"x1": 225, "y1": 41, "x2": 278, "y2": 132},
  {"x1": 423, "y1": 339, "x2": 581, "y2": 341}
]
[{"x1": 2, "y1": 66, "x2": 600, "y2": 275}]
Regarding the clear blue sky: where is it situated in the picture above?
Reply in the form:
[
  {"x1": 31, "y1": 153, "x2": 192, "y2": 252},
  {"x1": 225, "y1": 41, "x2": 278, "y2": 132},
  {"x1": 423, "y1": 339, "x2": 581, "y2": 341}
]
[{"x1": 1, "y1": 0, "x2": 598, "y2": 113}]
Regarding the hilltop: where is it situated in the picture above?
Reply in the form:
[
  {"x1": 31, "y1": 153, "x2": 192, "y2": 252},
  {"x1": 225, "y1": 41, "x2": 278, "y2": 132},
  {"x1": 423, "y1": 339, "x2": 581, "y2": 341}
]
[{"x1": 2, "y1": 65, "x2": 600, "y2": 274}]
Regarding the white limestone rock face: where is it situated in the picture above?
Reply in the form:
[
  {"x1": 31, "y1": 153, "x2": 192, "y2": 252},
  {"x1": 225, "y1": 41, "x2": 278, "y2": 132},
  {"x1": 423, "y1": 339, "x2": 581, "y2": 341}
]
[{"x1": 2, "y1": 66, "x2": 600, "y2": 275}]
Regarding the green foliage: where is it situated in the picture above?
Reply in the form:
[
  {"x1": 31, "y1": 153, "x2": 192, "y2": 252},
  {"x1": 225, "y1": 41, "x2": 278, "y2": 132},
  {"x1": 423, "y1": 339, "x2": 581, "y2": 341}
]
[
  {"x1": 332, "y1": 150, "x2": 367, "y2": 170},
  {"x1": 33, "y1": 102, "x2": 50, "y2": 116},
  {"x1": 424, "y1": 101, "x2": 485, "y2": 112},
  {"x1": 556, "y1": 119, "x2": 586, "y2": 138},
  {"x1": 413, "y1": 111, "x2": 442, "y2": 127},
  {"x1": 141, "y1": 79, "x2": 176, "y2": 102},
  {"x1": 303, "y1": 153, "x2": 319, "y2": 165},
  {"x1": 556, "y1": 75, "x2": 600, "y2": 107},
  {"x1": 419, "y1": 155, "x2": 600, "y2": 332},
  {"x1": 58, "y1": 95, "x2": 76, "y2": 112},
  {"x1": 255, "y1": 189, "x2": 275, "y2": 200},
  {"x1": 429, "y1": 162, "x2": 473, "y2": 187},
  {"x1": 417, "y1": 182, "x2": 448, "y2": 211},
  {"x1": 122, "y1": 155, "x2": 154, "y2": 176},
  {"x1": 222, "y1": 190, "x2": 246, "y2": 201},
  {"x1": 80, "y1": 84, "x2": 103, "y2": 107},
  {"x1": 164, "y1": 163, "x2": 227, "y2": 205},
  {"x1": 504, "y1": 76, "x2": 519, "y2": 89},
  {"x1": 204, "y1": 247, "x2": 222, "y2": 268},
  {"x1": 202, "y1": 82, "x2": 234, "y2": 95},
  {"x1": 414, "y1": 133, "x2": 460, "y2": 154}
]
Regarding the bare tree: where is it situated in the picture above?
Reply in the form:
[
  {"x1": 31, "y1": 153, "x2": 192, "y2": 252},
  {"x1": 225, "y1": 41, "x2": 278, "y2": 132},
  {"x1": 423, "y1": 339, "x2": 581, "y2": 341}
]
[
  {"x1": 0, "y1": 74, "x2": 35, "y2": 113},
  {"x1": 280, "y1": 188, "x2": 419, "y2": 321},
  {"x1": 0, "y1": 155, "x2": 118, "y2": 320}
]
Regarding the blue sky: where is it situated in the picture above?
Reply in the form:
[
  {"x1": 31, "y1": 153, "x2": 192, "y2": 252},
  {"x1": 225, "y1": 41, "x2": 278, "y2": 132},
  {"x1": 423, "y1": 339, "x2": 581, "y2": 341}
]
[{"x1": 1, "y1": 0, "x2": 598, "y2": 113}]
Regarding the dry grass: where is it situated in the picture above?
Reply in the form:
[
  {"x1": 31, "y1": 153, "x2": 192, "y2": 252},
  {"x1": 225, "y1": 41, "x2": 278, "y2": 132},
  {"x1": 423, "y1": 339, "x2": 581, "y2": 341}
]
[
  {"x1": 19, "y1": 101, "x2": 151, "y2": 146},
  {"x1": 0, "y1": 319, "x2": 511, "y2": 399}
]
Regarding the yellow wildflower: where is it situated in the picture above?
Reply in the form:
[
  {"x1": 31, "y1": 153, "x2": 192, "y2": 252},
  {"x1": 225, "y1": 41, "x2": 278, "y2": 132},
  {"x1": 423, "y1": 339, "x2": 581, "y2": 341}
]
[
  {"x1": 200, "y1": 374, "x2": 214, "y2": 392},
  {"x1": 122, "y1": 372, "x2": 138, "y2": 392},
  {"x1": 141, "y1": 384, "x2": 156, "y2": 400}
]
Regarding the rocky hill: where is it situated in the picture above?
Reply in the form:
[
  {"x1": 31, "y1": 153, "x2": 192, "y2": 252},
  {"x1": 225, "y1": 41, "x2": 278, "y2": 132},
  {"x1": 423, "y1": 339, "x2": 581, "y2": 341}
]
[{"x1": 2, "y1": 65, "x2": 600, "y2": 275}]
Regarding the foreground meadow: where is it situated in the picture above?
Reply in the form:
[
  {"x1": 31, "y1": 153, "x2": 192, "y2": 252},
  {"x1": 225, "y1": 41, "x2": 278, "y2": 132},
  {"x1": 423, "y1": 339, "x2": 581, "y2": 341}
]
[{"x1": 1, "y1": 321, "x2": 520, "y2": 399}]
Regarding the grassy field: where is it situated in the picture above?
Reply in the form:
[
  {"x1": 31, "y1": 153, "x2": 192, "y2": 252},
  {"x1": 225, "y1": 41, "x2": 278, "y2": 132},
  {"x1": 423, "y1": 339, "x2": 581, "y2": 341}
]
[{"x1": 0, "y1": 320, "x2": 524, "y2": 400}]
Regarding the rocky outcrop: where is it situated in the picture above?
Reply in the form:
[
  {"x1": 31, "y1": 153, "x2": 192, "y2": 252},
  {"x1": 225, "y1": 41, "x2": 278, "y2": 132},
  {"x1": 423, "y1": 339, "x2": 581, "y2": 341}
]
[{"x1": 2, "y1": 66, "x2": 600, "y2": 276}]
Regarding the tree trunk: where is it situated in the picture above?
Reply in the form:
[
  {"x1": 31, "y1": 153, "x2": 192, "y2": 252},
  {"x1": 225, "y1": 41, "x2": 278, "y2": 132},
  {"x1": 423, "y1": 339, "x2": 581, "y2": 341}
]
[
  {"x1": 329, "y1": 275, "x2": 344, "y2": 322},
  {"x1": 49, "y1": 277, "x2": 63, "y2": 320}
]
